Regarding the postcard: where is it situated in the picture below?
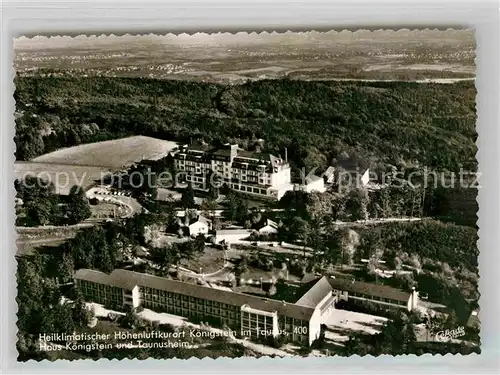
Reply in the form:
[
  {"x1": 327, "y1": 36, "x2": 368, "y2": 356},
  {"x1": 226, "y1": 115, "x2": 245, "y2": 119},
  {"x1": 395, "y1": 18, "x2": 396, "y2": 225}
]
[{"x1": 13, "y1": 29, "x2": 479, "y2": 360}]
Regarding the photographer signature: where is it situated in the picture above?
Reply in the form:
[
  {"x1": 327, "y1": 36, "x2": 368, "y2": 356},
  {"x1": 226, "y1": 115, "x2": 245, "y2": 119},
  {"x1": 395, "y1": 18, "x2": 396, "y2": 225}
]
[{"x1": 434, "y1": 326, "x2": 465, "y2": 342}]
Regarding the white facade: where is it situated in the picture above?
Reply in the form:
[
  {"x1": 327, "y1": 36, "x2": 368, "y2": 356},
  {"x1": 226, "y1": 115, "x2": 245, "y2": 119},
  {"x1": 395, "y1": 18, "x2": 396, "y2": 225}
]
[
  {"x1": 270, "y1": 168, "x2": 292, "y2": 188},
  {"x1": 130, "y1": 285, "x2": 141, "y2": 308},
  {"x1": 408, "y1": 287, "x2": 419, "y2": 311},
  {"x1": 173, "y1": 144, "x2": 293, "y2": 200},
  {"x1": 240, "y1": 305, "x2": 280, "y2": 339},
  {"x1": 258, "y1": 219, "x2": 279, "y2": 234},
  {"x1": 258, "y1": 225, "x2": 278, "y2": 235},
  {"x1": 360, "y1": 169, "x2": 371, "y2": 186},
  {"x1": 188, "y1": 220, "x2": 210, "y2": 236},
  {"x1": 301, "y1": 176, "x2": 326, "y2": 193}
]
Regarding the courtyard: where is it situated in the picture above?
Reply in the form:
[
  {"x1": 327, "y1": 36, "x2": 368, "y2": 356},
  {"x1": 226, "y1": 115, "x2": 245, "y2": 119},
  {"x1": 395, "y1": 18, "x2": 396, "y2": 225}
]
[{"x1": 323, "y1": 308, "x2": 388, "y2": 344}]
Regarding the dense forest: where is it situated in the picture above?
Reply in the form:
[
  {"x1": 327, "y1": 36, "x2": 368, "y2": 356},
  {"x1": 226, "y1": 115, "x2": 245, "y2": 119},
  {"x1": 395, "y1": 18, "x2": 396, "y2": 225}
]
[
  {"x1": 15, "y1": 75, "x2": 479, "y2": 358},
  {"x1": 14, "y1": 76, "x2": 477, "y2": 173}
]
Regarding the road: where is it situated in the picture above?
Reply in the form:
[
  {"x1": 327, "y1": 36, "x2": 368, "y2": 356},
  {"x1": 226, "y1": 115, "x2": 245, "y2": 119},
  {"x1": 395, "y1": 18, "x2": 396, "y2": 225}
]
[
  {"x1": 90, "y1": 194, "x2": 142, "y2": 218},
  {"x1": 16, "y1": 223, "x2": 95, "y2": 232},
  {"x1": 334, "y1": 217, "x2": 423, "y2": 226}
]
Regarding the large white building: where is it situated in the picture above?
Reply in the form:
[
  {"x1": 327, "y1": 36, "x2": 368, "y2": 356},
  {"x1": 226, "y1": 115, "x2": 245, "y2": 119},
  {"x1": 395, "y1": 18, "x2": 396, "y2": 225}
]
[
  {"x1": 74, "y1": 269, "x2": 419, "y2": 347},
  {"x1": 172, "y1": 143, "x2": 295, "y2": 200},
  {"x1": 74, "y1": 268, "x2": 325, "y2": 346}
]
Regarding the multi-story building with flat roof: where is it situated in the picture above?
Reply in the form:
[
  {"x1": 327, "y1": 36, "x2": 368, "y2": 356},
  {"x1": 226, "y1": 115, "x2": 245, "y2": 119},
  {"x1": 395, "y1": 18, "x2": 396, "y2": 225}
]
[{"x1": 172, "y1": 143, "x2": 295, "y2": 200}]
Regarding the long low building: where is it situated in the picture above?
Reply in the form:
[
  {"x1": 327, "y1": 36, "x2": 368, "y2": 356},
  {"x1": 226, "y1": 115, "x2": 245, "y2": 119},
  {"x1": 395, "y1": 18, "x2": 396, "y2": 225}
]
[
  {"x1": 74, "y1": 269, "x2": 419, "y2": 347},
  {"x1": 74, "y1": 269, "x2": 329, "y2": 346},
  {"x1": 300, "y1": 275, "x2": 419, "y2": 311},
  {"x1": 327, "y1": 277, "x2": 419, "y2": 311}
]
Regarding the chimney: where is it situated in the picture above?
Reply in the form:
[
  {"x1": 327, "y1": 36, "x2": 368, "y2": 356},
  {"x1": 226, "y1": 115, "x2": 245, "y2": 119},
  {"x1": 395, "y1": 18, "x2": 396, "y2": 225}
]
[
  {"x1": 229, "y1": 144, "x2": 238, "y2": 162},
  {"x1": 410, "y1": 287, "x2": 418, "y2": 310},
  {"x1": 285, "y1": 148, "x2": 288, "y2": 162}
]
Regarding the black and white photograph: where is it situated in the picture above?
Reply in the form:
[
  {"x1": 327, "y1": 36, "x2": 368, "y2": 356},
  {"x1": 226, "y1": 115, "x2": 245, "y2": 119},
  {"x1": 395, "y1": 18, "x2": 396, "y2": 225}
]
[{"x1": 13, "y1": 28, "x2": 480, "y2": 360}]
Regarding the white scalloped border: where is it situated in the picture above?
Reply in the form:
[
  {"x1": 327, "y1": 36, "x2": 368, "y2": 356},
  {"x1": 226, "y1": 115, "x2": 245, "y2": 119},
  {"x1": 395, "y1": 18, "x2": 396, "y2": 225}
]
[{"x1": 14, "y1": 28, "x2": 475, "y2": 46}]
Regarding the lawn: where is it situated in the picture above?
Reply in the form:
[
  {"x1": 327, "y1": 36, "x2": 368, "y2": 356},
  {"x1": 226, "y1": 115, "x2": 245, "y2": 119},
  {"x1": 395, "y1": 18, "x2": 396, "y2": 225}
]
[
  {"x1": 32, "y1": 135, "x2": 178, "y2": 169},
  {"x1": 179, "y1": 246, "x2": 227, "y2": 274}
]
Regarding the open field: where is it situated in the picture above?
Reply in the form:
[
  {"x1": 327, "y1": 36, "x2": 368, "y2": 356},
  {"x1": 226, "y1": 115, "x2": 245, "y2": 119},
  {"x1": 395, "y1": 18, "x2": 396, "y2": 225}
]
[
  {"x1": 14, "y1": 161, "x2": 110, "y2": 195},
  {"x1": 16, "y1": 238, "x2": 70, "y2": 256},
  {"x1": 15, "y1": 223, "x2": 93, "y2": 255},
  {"x1": 32, "y1": 135, "x2": 178, "y2": 169}
]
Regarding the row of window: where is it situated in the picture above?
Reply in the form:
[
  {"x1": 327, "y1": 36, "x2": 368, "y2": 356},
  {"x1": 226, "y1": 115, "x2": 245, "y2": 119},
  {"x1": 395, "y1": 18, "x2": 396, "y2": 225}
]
[
  {"x1": 81, "y1": 291, "x2": 122, "y2": 305},
  {"x1": 175, "y1": 160, "x2": 273, "y2": 177},
  {"x1": 278, "y1": 316, "x2": 307, "y2": 327},
  {"x1": 142, "y1": 301, "x2": 240, "y2": 325},
  {"x1": 231, "y1": 184, "x2": 269, "y2": 195},
  {"x1": 349, "y1": 293, "x2": 407, "y2": 306},
  {"x1": 241, "y1": 323, "x2": 274, "y2": 336},
  {"x1": 241, "y1": 312, "x2": 274, "y2": 323},
  {"x1": 142, "y1": 298, "x2": 240, "y2": 318},
  {"x1": 79, "y1": 286, "x2": 122, "y2": 297},
  {"x1": 78, "y1": 282, "x2": 310, "y2": 342},
  {"x1": 140, "y1": 289, "x2": 240, "y2": 312},
  {"x1": 81, "y1": 289, "x2": 122, "y2": 300},
  {"x1": 186, "y1": 176, "x2": 206, "y2": 183},
  {"x1": 77, "y1": 280, "x2": 122, "y2": 293}
]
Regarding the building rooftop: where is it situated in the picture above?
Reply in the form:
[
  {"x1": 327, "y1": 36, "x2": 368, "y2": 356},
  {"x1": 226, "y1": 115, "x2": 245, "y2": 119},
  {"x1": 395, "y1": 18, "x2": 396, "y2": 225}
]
[
  {"x1": 323, "y1": 166, "x2": 335, "y2": 178},
  {"x1": 295, "y1": 276, "x2": 333, "y2": 308},
  {"x1": 466, "y1": 310, "x2": 480, "y2": 328},
  {"x1": 176, "y1": 143, "x2": 287, "y2": 169},
  {"x1": 196, "y1": 215, "x2": 211, "y2": 225},
  {"x1": 262, "y1": 219, "x2": 278, "y2": 228},
  {"x1": 74, "y1": 268, "x2": 316, "y2": 321},
  {"x1": 305, "y1": 175, "x2": 323, "y2": 184},
  {"x1": 327, "y1": 277, "x2": 411, "y2": 302},
  {"x1": 295, "y1": 275, "x2": 412, "y2": 306}
]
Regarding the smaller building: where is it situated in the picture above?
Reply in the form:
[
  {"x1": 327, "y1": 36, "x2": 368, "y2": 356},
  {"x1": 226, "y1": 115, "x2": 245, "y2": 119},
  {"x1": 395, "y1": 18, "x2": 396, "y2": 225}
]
[
  {"x1": 187, "y1": 215, "x2": 211, "y2": 237},
  {"x1": 327, "y1": 277, "x2": 418, "y2": 311},
  {"x1": 360, "y1": 169, "x2": 371, "y2": 187},
  {"x1": 322, "y1": 159, "x2": 371, "y2": 188},
  {"x1": 323, "y1": 167, "x2": 335, "y2": 184},
  {"x1": 295, "y1": 175, "x2": 326, "y2": 194},
  {"x1": 257, "y1": 219, "x2": 279, "y2": 235},
  {"x1": 295, "y1": 277, "x2": 337, "y2": 324},
  {"x1": 466, "y1": 309, "x2": 480, "y2": 329}
]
